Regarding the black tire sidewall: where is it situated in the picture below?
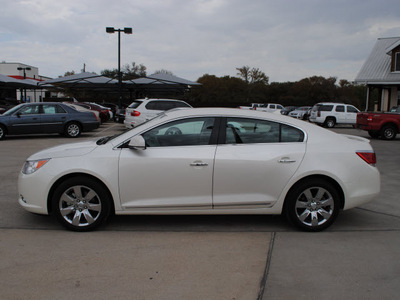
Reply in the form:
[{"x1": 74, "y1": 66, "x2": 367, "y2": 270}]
[
  {"x1": 0, "y1": 125, "x2": 5, "y2": 140},
  {"x1": 52, "y1": 177, "x2": 111, "y2": 231},
  {"x1": 284, "y1": 179, "x2": 340, "y2": 232},
  {"x1": 325, "y1": 118, "x2": 335, "y2": 128},
  {"x1": 380, "y1": 126, "x2": 396, "y2": 140}
]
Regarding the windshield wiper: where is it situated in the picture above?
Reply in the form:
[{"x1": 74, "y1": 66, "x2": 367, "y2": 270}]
[{"x1": 96, "y1": 135, "x2": 114, "y2": 145}]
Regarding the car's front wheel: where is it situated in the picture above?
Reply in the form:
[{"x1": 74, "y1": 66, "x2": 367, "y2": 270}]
[
  {"x1": 284, "y1": 179, "x2": 340, "y2": 232},
  {"x1": 52, "y1": 177, "x2": 111, "y2": 231}
]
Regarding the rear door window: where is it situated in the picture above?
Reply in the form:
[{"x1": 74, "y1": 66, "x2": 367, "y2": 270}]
[
  {"x1": 224, "y1": 118, "x2": 304, "y2": 144},
  {"x1": 335, "y1": 105, "x2": 345, "y2": 112},
  {"x1": 346, "y1": 106, "x2": 359, "y2": 113}
]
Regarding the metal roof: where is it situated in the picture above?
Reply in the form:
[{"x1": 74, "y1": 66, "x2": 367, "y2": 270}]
[{"x1": 355, "y1": 37, "x2": 400, "y2": 85}]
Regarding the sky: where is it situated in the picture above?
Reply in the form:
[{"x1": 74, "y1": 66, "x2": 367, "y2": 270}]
[{"x1": 1, "y1": 0, "x2": 400, "y2": 83}]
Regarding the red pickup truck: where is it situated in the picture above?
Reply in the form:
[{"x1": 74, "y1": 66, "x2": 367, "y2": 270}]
[{"x1": 357, "y1": 106, "x2": 400, "y2": 140}]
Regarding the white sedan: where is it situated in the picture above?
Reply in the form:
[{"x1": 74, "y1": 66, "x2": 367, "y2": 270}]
[{"x1": 18, "y1": 108, "x2": 380, "y2": 232}]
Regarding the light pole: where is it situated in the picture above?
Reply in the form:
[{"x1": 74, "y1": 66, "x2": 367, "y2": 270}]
[
  {"x1": 17, "y1": 66, "x2": 31, "y2": 102},
  {"x1": 106, "y1": 27, "x2": 132, "y2": 107}
]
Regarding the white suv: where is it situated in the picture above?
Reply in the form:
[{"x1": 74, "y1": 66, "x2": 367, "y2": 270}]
[
  {"x1": 124, "y1": 98, "x2": 192, "y2": 128},
  {"x1": 309, "y1": 102, "x2": 360, "y2": 128}
]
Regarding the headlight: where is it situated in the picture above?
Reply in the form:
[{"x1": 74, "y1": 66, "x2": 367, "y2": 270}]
[{"x1": 22, "y1": 159, "x2": 50, "y2": 175}]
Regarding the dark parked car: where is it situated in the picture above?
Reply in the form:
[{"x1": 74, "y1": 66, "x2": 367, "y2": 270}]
[
  {"x1": 281, "y1": 106, "x2": 297, "y2": 115},
  {"x1": 73, "y1": 102, "x2": 110, "y2": 123},
  {"x1": 113, "y1": 108, "x2": 126, "y2": 123},
  {"x1": 0, "y1": 102, "x2": 100, "y2": 140}
]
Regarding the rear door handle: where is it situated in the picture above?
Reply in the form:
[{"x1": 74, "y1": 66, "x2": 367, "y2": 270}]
[
  {"x1": 190, "y1": 162, "x2": 208, "y2": 167},
  {"x1": 279, "y1": 157, "x2": 296, "y2": 163}
]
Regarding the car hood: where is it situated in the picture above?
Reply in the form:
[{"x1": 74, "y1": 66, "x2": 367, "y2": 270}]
[{"x1": 28, "y1": 140, "x2": 98, "y2": 160}]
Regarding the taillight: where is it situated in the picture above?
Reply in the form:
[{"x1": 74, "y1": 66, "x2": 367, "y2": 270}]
[
  {"x1": 367, "y1": 116, "x2": 373, "y2": 122},
  {"x1": 131, "y1": 110, "x2": 140, "y2": 117},
  {"x1": 317, "y1": 111, "x2": 321, "y2": 117},
  {"x1": 356, "y1": 152, "x2": 376, "y2": 165},
  {"x1": 92, "y1": 112, "x2": 98, "y2": 121}
]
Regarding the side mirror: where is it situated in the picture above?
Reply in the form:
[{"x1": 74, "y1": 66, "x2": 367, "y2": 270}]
[{"x1": 128, "y1": 135, "x2": 146, "y2": 150}]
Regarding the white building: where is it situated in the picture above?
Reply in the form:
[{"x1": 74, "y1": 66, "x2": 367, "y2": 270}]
[{"x1": 0, "y1": 62, "x2": 52, "y2": 102}]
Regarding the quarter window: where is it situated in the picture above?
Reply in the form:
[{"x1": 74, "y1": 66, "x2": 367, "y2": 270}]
[
  {"x1": 142, "y1": 117, "x2": 215, "y2": 147},
  {"x1": 319, "y1": 105, "x2": 334, "y2": 112},
  {"x1": 225, "y1": 118, "x2": 304, "y2": 144}
]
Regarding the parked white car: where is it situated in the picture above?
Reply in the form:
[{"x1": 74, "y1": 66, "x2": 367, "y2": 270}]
[
  {"x1": 124, "y1": 98, "x2": 192, "y2": 128},
  {"x1": 309, "y1": 102, "x2": 360, "y2": 127},
  {"x1": 18, "y1": 108, "x2": 380, "y2": 232},
  {"x1": 288, "y1": 106, "x2": 312, "y2": 120}
]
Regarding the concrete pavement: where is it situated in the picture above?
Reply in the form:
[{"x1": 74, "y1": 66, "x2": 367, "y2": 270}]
[{"x1": 0, "y1": 123, "x2": 399, "y2": 299}]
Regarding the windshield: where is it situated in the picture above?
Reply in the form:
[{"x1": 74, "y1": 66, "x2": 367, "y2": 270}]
[
  {"x1": 96, "y1": 112, "x2": 168, "y2": 145},
  {"x1": 127, "y1": 101, "x2": 142, "y2": 109},
  {"x1": 2, "y1": 104, "x2": 24, "y2": 116}
]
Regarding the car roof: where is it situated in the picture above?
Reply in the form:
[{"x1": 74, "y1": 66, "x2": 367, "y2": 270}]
[
  {"x1": 135, "y1": 98, "x2": 186, "y2": 102},
  {"x1": 161, "y1": 107, "x2": 309, "y2": 126}
]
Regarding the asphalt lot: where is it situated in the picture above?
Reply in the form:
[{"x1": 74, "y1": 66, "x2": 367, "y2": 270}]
[{"x1": 0, "y1": 122, "x2": 399, "y2": 299}]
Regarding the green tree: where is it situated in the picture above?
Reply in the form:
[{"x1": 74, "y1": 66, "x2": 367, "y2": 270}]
[
  {"x1": 100, "y1": 62, "x2": 147, "y2": 80},
  {"x1": 153, "y1": 69, "x2": 174, "y2": 75},
  {"x1": 62, "y1": 71, "x2": 75, "y2": 77},
  {"x1": 236, "y1": 66, "x2": 269, "y2": 102}
]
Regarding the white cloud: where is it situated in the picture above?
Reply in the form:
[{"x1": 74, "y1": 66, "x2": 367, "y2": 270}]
[{"x1": 1, "y1": 0, "x2": 400, "y2": 82}]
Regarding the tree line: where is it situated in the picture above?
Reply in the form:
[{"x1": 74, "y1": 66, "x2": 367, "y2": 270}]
[{"x1": 62, "y1": 63, "x2": 375, "y2": 110}]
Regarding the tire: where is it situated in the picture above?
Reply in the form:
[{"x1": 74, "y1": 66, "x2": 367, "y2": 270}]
[
  {"x1": 324, "y1": 118, "x2": 336, "y2": 128},
  {"x1": 380, "y1": 125, "x2": 397, "y2": 140},
  {"x1": 0, "y1": 125, "x2": 5, "y2": 140},
  {"x1": 284, "y1": 179, "x2": 340, "y2": 232},
  {"x1": 52, "y1": 177, "x2": 111, "y2": 231},
  {"x1": 65, "y1": 122, "x2": 81, "y2": 138}
]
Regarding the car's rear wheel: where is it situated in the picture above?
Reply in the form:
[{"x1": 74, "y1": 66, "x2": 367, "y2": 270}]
[
  {"x1": 52, "y1": 177, "x2": 111, "y2": 231},
  {"x1": 284, "y1": 179, "x2": 340, "y2": 232},
  {"x1": 0, "y1": 125, "x2": 6, "y2": 140},
  {"x1": 380, "y1": 125, "x2": 397, "y2": 140},
  {"x1": 65, "y1": 122, "x2": 81, "y2": 138},
  {"x1": 324, "y1": 117, "x2": 336, "y2": 128}
]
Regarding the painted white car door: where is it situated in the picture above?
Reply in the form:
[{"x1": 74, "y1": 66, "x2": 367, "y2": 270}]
[
  {"x1": 213, "y1": 118, "x2": 306, "y2": 208},
  {"x1": 335, "y1": 105, "x2": 346, "y2": 123},
  {"x1": 118, "y1": 117, "x2": 217, "y2": 210},
  {"x1": 119, "y1": 145, "x2": 216, "y2": 209}
]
